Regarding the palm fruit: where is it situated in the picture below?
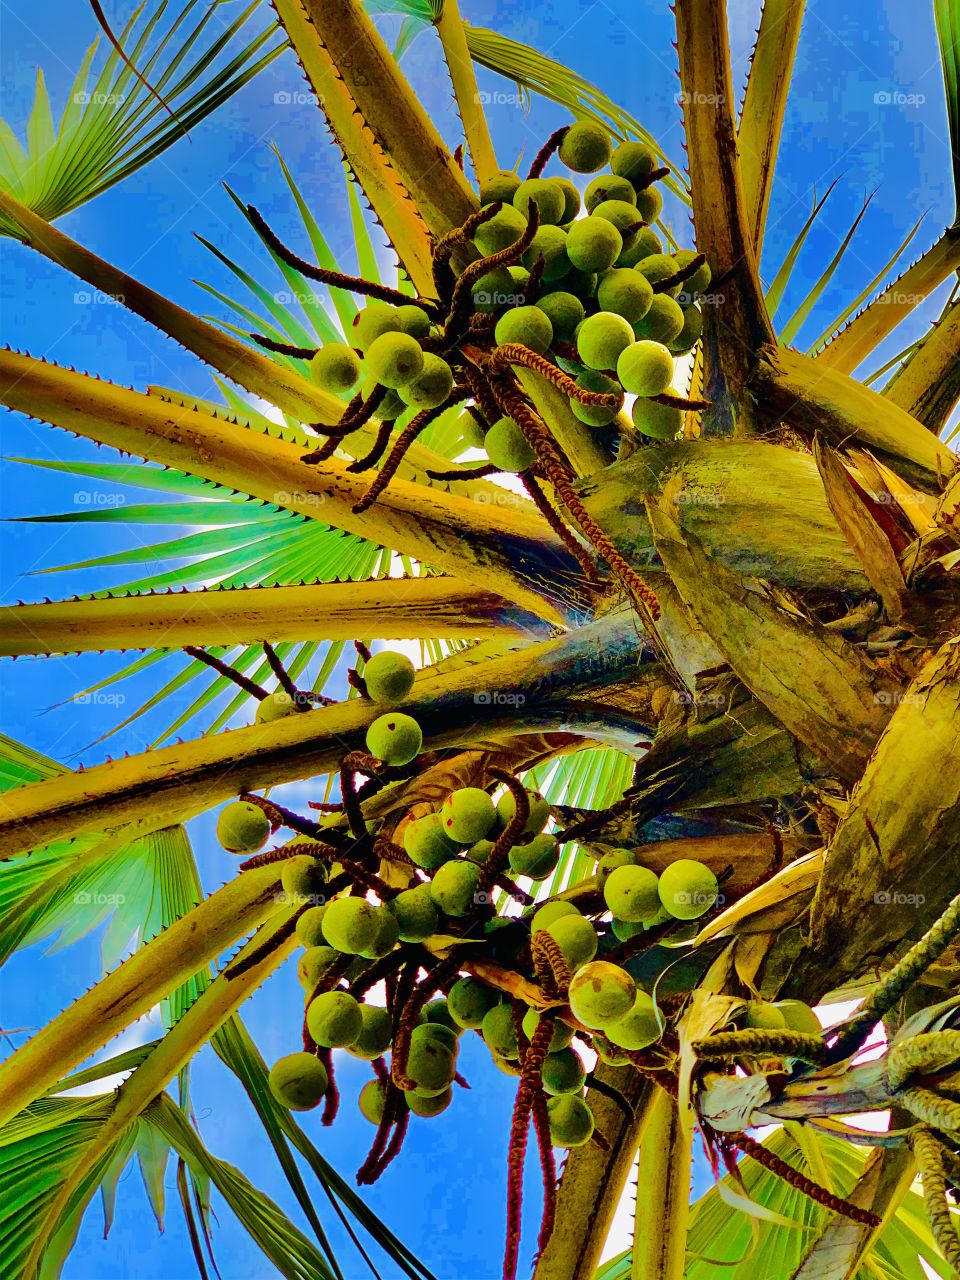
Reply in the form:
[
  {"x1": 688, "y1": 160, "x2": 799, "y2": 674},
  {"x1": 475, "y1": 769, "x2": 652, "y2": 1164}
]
[
  {"x1": 657, "y1": 858, "x2": 719, "y2": 920},
  {"x1": 496, "y1": 787, "x2": 552, "y2": 834},
  {"x1": 492, "y1": 1053, "x2": 522, "y2": 1077},
  {"x1": 216, "y1": 800, "x2": 270, "y2": 855},
  {"x1": 400, "y1": 353, "x2": 454, "y2": 410},
  {"x1": 632, "y1": 294, "x2": 686, "y2": 345},
  {"x1": 545, "y1": 913, "x2": 599, "y2": 969},
  {"x1": 394, "y1": 303, "x2": 431, "y2": 338},
  {"x1": 466, "y1": 838, "x2": 495, "y2": 865},
  {"x1": 668, "y1": 304, "x2": 703, "y2": 354},
  {"x1": 321, "y1": 897, "x2": 380, "y2": 954},
  {"x1": 358, "y1": 1078, "x2": 391, "y2": 1124},
  {"x1": 617, "y1": 227, "x2": 663, "y2": 267},
  {"x1": 429, "y1": 859, "x2": 481, "y2": 917},
  {"x1": 417, "y1": 1024, "x2": 460, "y2": 1061},
  {"x1": 306, "y1": 990, "x2": 363, "y2": 1048},
  {"x1": 595, "y1": 848, "x2": 637, "y2": 890},
  {"x1": 408, "y1": 1086, "x2": 452, "y2": 1117},
  {"x1": 513, "y1": 177, "x2": 565, "y2": 225},
  {"x1": 531, "y1": 900, "x2": 579, "y2": 932},
  {"x1": 482, "y1": 1003, "x2": 519, "y2": 1059},
  {"x1": 365, "y1": 331, "x2": 424, "y2": 389},
  {"x1": 584, "y1": 174, "x2": 636, "y2": 212},
  {"x1": 353, "y1": 302, "x2": 402, "y2": 349},
  {"x1": 617, "y1": 340, "x2": 674, "y2": 397},
  {"x1": 310, "y1": 342, "x2": 360, "y2": 394},
  {"x1": 603, "y1": 863, "x2": 661, "y2": 922},
  {"x1": 610, "y1": 917, "x2": 645, "y2": 942},
  {"x1": 571, "y1": 370, "x2": 620, "y2": 426},
  {"x1": 297, "y1": 944, "x2": 340, "y2": 990},
  {"x1": 632, "y1": 395, "x2": 681, "y2": 441},
  {"x1": 268, "y1": 1052, "x2": 329, "y2": 1111},
  {"x1": 536, "y1": 290, "x2": 584, "y2": 340},
  {"x1": 406, "y1": 1023, "x2": 457, "y2": 1092},
  {"x1": 424, "y1": 998, "x2": 460, "y2": 1034},
  {"x1": 562, "y1": 266, "x2": 599, "y2": 300},
  {"x1": 611, "y1": 140, "x2": 658, "y2": 183},
  {"x1": 494, "y1": 305, "x2": 553, "y2": 355},
  {"x1": 596, "y1": 268, "x2": 654, "y2": 324},
  {"x1": 566, "y1": 217, "x2": 623, "y2": 273},
  {"x1": 577, "y1": 310, "x2": 634, "y2": 371},
  {"x1": 592, "y1": 199, "x2": 644, "y2": 249},
  {"x1": 403, "y1": 814, "x2": 457, "y2": 870},
  {"x1": 281, "y1": 855, "x2": 327, "y2": 906},
  {"x1": 674, "y1": 249, "x2": 712, "y2": 301},
  {"x1": 360, "y1": 908, "x2": 399, "y2": 959},
  {"x1": 475, "y1": 202, "x2": 528, "y2": 255},
  {"x1": 255, "y1": 689, "x2": 299, "y2": 723},
  {"x1": 295, "y1": 905, "x2": 328, "y2": 948},
  {"x1": 554, "y1": 177, "x2": 581, "y2": 223},
  {"x1": 362, "y1": 377, "x2": 405, "y2": 420},
  {"x1": 547, "y1": 1095, "x2": 595, "y2": 1147},
  {"x1": 348, "y1": 1004, "x2": 394, "y2": 1059},
  {"x1": 472, "y1": 266, "x2": 516, "y2": 312},
  {"x1": 743, "y1": 1000, "x2": 788, "y2": 1031},
  {"x1": 480, "y1": 170, "x2": 522, "y2": 204},
  {"x1": 604, "y1": 990, "x2": 660, "y2": 1049},
  {"x1": 484, "y1": 416, "x2": 535, "y2": 473},
  {"x1": 635, "y1": 185, "x2": 663, "y2": 224},
  {"x1": 594, "y1": 1032, "x2": 631, "y2": 1066},
  {"x1": 365, "y1": 712, "x2": 422, "y2": 765},
  {"x1": 542, "y1": 1048, "x2": 587, "y2": 1096},
  {"x1": 635, "y1": 254, "x2": 680, "y2": 293},
  {"x1": 456, "y1": 408, "x2": 487, "y2": 450},
  {"x1": 568, "y1": 960, "x2": 636, "y2": 1028},
  {"x1": 522, "y1": 1009, "x2": 575, "y2": 1052},
  {"x1": 774, "y1": 1000, "x2": 821, "y2": 1035},
  {"x1": 507, "y1": 264, "x2": 531, "y2": 293},
  {"x1": 521, "y1": 225, "x2": 570, "y2": 281},
  {"x1": 559, "y1": 120, "x2": 613, "y2": 172},
  {"x1": 441, "y1": 787, "x2": 497, "y2": 843},
  {"x1": 509, "y1": 833, "x2": 560, "y2": 880},
  {"x1": 364, "y1": 649, "x2": 415, "y2": 702},
  {"x1": 386, "y1": 883, "x2": 439, "y2": 942}
]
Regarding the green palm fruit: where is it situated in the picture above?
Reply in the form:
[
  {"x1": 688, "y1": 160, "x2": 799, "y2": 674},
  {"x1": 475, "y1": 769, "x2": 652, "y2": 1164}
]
[
  {"x1": 774, "y1": 1000, "x2": 822, "y2": 1035},
  {"x1": 668, "y1": 304, "x2": 703, "y2": 354},
  {"x1": 559, "y1": 120, "x2": 613, "y2": 172},
  {"x1": 255, "y1": 689, "x2": 299, "y2": 723},
  {"x1": 536, "y1": 291, "x2": 584, "y2": 340},
  {"x1": 466, "y1": 838, "x2": 495, "y2": 865},
  {"x1": 592, "y1": 198, "x2": 644, "y2": 249},
  {"x1": 521, "y1": 225, "x2": 570, "y2": 281},
  {"x1": 416, "y1": 1022, "x2": 459, "y2": 1057},
  {"x1": 424, "y1": 998, "x2": 460, "y2": 1033},
  {"x1": 571, "y1": 369, "x2": 621, "y2": 426},
  {"x1": 657, "y1": 859, "x2": 719, "y2": 920},
  {"x1": 508, "y1": 264, "x2": 531, "y2": 291},
  {"x1": 531, "y1": 900, "x2": 580, "y2": 932},
  {"x1": 673, "y1": 248, "x2": 712, "y2": 298},
  {"x1": 593, "y1": 1032, "x2": 631, "y2": 1066},
  {"x1": 522, "y1": 1009, "x2": 575, "y2": 1052},
  {"x1": 216, "y1": 800, "x2": 270, "y2": 854},
  {"x1": 513, "y1": 178, "x2": 565, "y2": 225},
  {"x1": 547, "y1": 1095, "x2": 595, "y2": 1147},
  {"x1": 611, "y1": 140, "x2": 658, "y2": 183},
  {"x1": 635, "y1": 185, "x2": 663, "y2": 223},
  {"x1": 617, "y1": 340, "x2": 674, "y2": 397},
  {"x1": 365, "y1": 331, "x2": 425, "y2": 389},
  {"x1": 568, "y1": 960, "x2": 636, "y2": 1028},
  {"x1": 603, "y1": 863, "x2": 661, "y2": 922},
  {"x1": 441, "y1": 787, "x2": 497, "y2": 843},
  {"x1": 595, "y1": 849, "x2": 638, "y2": 890},
  {"x1": 310, "y1": 342, "x2": 360, "y2": 393},
  {"x1": 449, "y1": 977, "x2": 501, "y2": 1028},
  {"x1": 475, "y1": 203, "x2": 528, "y2": 255},
  {"x1": 353, "y1": 302, "x2": 403, "y2": 349},
  {"x1": 484, "y1": 416, "x2": 535, "y2": 472},
  {"x1": 456, "y1": 408, "x2": 487, "y2": 450},
  {"x1": 406, "y1": 1024, "x2": 457, "y2": 1092},
  {"x1": 362, "y1": 377, "x2": 406, "y2": 420},
  {"x1": 472, "y1": 266, "x2": 517, "y2": 312},
  {"x1": 577, "y1": 310, "x2": 634, "y2": 370},
  {"x1": 584, "y1": 174, "x2": 636, "y2": 212},
  {"x1": 400, "y1": 353, "x2": 454, "y2": 410},
  {"x1": 268, "y1": 1052, "x2": 329, "y2": 1110},
  {"x1": 596, "y1": 268, "x2": 654, "y2": 323},
  {"x1": 508, "y1": 833, "x2": 560, "y2": 880},
  {"x1": 281, "y1": 855, "x2": 327, "y2": 906},
  {"x1": 348, "y1": 1004, "x2": 394, "y2": 1059},
  {"x1": 482, "y1": 1003, "x2": 519, "y2": 1059},
  {"x1": 610, "y1": 917, "x2": 645, "y2": 942},
  {"x1": 566, "y1": 217, "x2": 623, "y2": 273},
  {"x1": 365, "y1": 712, "x2": 422, "y2": 765},
  {"x1": 359, "y1": 908, "x2": 399, "y2": 959},
  {"x1": 545, "y1": 914, "x2": 599, "y2": 969},
  {"x1": 321, "y1": 897, "x2": 380, "y2": 954},
  {"x1": 395, "y1": 303, "x2": 432, "y2": 337},
  {"x1": 632, "y1": 394, "x2": 681, "y2": 441},
  {"x1": 358, "y1": 1078, "x2": 392, "y2": 1124},
  {"x1": 295, "y1": 905, "x2": 328, "y2": 948},
  {"x1": 494, "y1": 305, "x2": 553, "y2": 355},
  {"x1": 554, "y1": 177, "x2": 581, "y2": 223},
  {"x1": 480, "y1": 170, "x2": 522, "y2": 204},
  {"x1": 617, "y1": 227, "x2": 663, "y2": 267},
  {"x1": 407, "y1": 1086, "x2": 452, "y2": 1117},
  {"x1": 403, "y1": 814, "x2": 457, "y2": 870},
  {"x1": 429, "y1": 859, "x2": 481, "y2": 917},
  {"x1": 632, "y1": 294, "x2": 686, "y2": 345},
  {"x1": 635, "y1": 254, "x2": 680, "y2": 293},
  {"x1": 562, "y1": 266, "x2": 599, "y2": 300},
  {"x1": 297, "y1": 944, "x2": 340, "y2": 989},
  {"x1": 306, "y1": 990, "x2": 363, "y2": 1048},
  {"x1": 542, "y1": 1047, "x2": 587, "y2": 1096},
  {"x1": 492, "y1": 1053, "x2": 523, "y2": 1076},
  {"x1": 386, "y1": 883, "x2": 439, "y2": 941},
  {"x1": 743, "y1": 1000, "x2": 788, "y2": 1031},
  {"x1": 364, "y1": 649, "x2": 416, "y2": 702},
  {"x1": 604, "y1": 990, "x2": 660, "y2": 1049},
  {"x1": 496, "y1": 788, "x2": 552, "y2": 834}
]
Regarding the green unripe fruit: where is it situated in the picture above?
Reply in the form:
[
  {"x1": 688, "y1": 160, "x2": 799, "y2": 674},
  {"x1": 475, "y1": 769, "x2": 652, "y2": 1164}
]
[
  {"x1": 774, "y1": 1000, "x2": 821, "y2": 1036},
  {"x1": 595, "y1": 848, "x2": 637, "y2": 890},
  {"x1": 531, "y1": 900, "x2": 579, "y2": 932},
  {"x1": 482, "y1": 1003, "x2": 519, "y2": 1059},
  {"x1": 657, "y1": 859, "x2": 719, "y2": 920},
  {"x1": 596, "y1": 268, "x2": 654, "y2": 323},
  {"x1": 297, "y1": 944, "x2": 339, "y2": 989},
  {"x1": 310, "y1": 343, "x2": 360, "y2": 394},
  {"x1": 353, "y1": 302, "x2": 402, "y2": 350},
  {"x1": 568, "y1": 960, "x2": 636, "y2": 1028},
  {"x1": 668, "y1": 304, "x2": 703, "y2": 354},
  {"x1": 456, "y1": 409, "x2": 487, "y2": 450},
  {"x1": 542, "y1": 1047, "x2": 587, "y2": 1096},
  {"x1": 449, "y1": 977, "x2": 501, "y2": 1029},
  {"x1": 635, "y1": 186, "x2": 663, "y2": 224},
  {"x1": 407, "y1": 1024, "x2": 457, "y2": 1092},
  {"x1": 554, "y1": 177, "x2": 581, "y2": 223},
  {"x1": 496, "y1": 788, "x2": 552, "y2": 835},
  {"x1": 617, "y1": 340, "x2": 674, "y2": 397},
  {"x1": 547, "y1": 1095, "x2": 595, "y2": 1147},
  {"x1": 635, "y1": 254, "x2": 680, "y2": 293},
  {"x1": 632, "y1": 395, "x2": 681, "y2": 441},
  {"x1": 584, "y1": 174, "x2": 636, "y2": 212},
  {"x1": 617, "y1": 227, "x2": 663, "y2": 267},
  {"x1": 536, "y1": 291, "x2": 584, "y2": 340},
  {"x1": 594, "y1": 1032, "x2": 631, "y2": 1066},
  {"x1": 521, "y1": 225, "x2": 570, "y2": 281},
  {"x1": 475, "y1": 202, "x2": 528, "y2": 256},
  {"x1": 386, "y1": 883, "x2": 439, "y2": 941},
  {"x1": 559, "y1": 120, "x2": 613, "y2": 173},
  {"x1": 306, "y1": 990, "x2": 363, "y2": 1048},
  {"x1": 360, "y1": 908, "x2": 399, "y2": 959},
  {"x1": 364, "y1": 650, "x2": 416, "y2": 702},
  {"x1": 365, "y1": 331, "x2": 424, "y2": 389},
  {"x1": 268, "y1": 1052, "x2": 329, "y2": 1111},
  {"x1": 466, "y1": 838, "x2": 495, "y2": 865},
  {"x1": 295, "y1": 905, "x2": 328, "y2": 948},
  {"x1": 604, "y1": 990, "x2": 660, "y2": 1050},
  {"x1": 480, "y1": 170, "x2": 522, "y2": 204},
  {"x1": 577, "y1": 311, "x2": 634, "y2": 371},
  {"x1": 674, "y1": 249, "x2": 712, "y2": 300},
  {"x1": 216, "y1": 800, "x2": 270, "y2": 855},
  {"x1": 429, "y1": 859, "x2": 481, "y2": 917},
  {"x1": 321, "y1": 897, "x2": 380, "y2": 955},
  {"x1": 513, "y1": 178, "x2": 565, "y2": 225},
  {"x1": 472, "y1": 266, "x2": 518, "y2": 312},
  {"x1": 403, "y1": 814, "x2": 457, "y2": 870},
  {"x1": 508, "y1": 264, "x2": 531, "y2": 290},
  {"x1": 562, "y1": 267, "x2": 599, "y2": 300},
  {"x1": 592, "y1": 199, "x2": 644, "y2": 249},
  {"x1": 441, "y1": 787, "x2": 497, "y2": 843},
  {"x1": 424, "y1": 998, "x2": 460, "y2": 1034},
  {"x1": 365, "y1": 712, "x2": 422, "y2": 766},
  {"x1": 494, "y1": 305, "x2": 553, "y2": 356},
  {"x1": 484, "y1": 416, "x2": 535, "y2": 473},
  {"x1": 603, "y1": 864, "x2": 661, "y2": 922},
  {"x1": 743, "y1": 1000, "x2": 788, "y2": 1031},
  {"x1": 408, "y1": 1086, "x2": 452, "y2": 1117},
  {"x1": 508, "y1": 833, "x2": 560, "y2": 880},
  {"x1": 362, "y1": 378, "x2": 406, "y2": 420},
  {"x1": 566, "y1": 217, "x2": 622, "y2": 273},
  {"x1": 400, "y1": 353, "x2": 454, "y2": 410},
  {"x1": 611, "y1": 140, "x2": 658, "y2": 183},
  {"x1": 281, "y1": 855, "x2": 327, "y2": 906},
  {"x1": 610, "y1": 917, "x2": 645, "y2": 942},
  {"x1": 522, "y1": 1009, "x2": 575, "y2": 1052},
  {"x1": 545, "y1": 914, "x2": 598, "y2": 969},
  {"x1": 416, "y1": 1021, "x2": 459, "y2": 1055},
  {"x1": 358, "y1": 1079, "x2": 391, "y2": 1124},
  {"x1": 632, "y1": 294, "x2": 685, "y2": 345},
  {"x1": 571, "y1": 370, "x2": 620, "y2": 426},
  {"x1": 394, "y1": 303, "x2": 431, "y2": 338},
  {"x1": 349, "y1": 1004, "x2": 394, "y2": 1059},
  {"x1": 256, "y1": 689, "x2": 299, "y2": 723}
]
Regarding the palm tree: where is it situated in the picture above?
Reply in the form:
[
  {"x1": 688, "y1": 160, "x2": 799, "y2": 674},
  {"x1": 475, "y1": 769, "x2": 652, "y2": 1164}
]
[{"x1": 1, "y1": 1, "x2": 960, "y2": 1277}]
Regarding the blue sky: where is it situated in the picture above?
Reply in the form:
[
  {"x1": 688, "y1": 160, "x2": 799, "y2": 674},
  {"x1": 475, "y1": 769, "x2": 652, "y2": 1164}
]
[{"x1": 0, "y1": 1, "x2": 956, "y2": 1277}]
